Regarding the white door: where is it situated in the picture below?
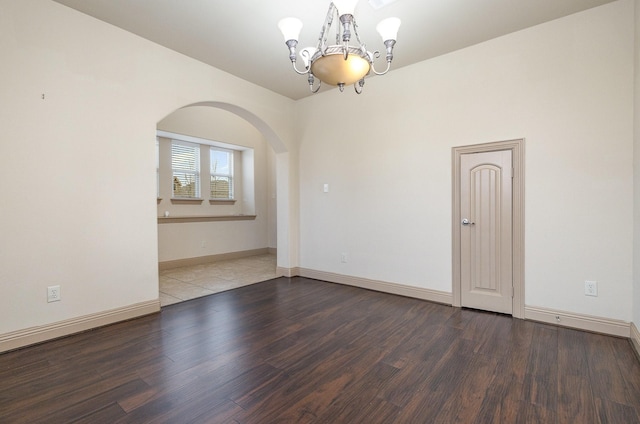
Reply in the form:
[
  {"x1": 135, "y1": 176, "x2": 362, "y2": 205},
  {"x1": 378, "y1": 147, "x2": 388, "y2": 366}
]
[{"x1": 460, "y1": 150, "x2": 513, "y2": 314}]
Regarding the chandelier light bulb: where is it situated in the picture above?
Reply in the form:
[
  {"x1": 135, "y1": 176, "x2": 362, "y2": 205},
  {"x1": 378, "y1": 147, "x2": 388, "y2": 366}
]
[
  {"x1": 332, "y1": 0, "x2": 359, "y2": 16},
  {"x1": 376, "y1": 17, "x2": 401, "y2": 42},
  {"x1": 278, "y1": 17, "x2": 303, "y2": 42}
]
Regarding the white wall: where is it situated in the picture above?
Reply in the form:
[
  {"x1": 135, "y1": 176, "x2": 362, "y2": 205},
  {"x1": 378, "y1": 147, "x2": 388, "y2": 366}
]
[
  {"x1": 156, "y1": 106, "x2": 276, "y2": 262},
  {"x1": 1, "y1": 0, "x2": 636, "y2": 346},
  {"x1": 0, "y1": 0, "x2": 296, "y2": 337},
  {"x1": 297, "y1": 0, "x2": 635, "y2": 321}
]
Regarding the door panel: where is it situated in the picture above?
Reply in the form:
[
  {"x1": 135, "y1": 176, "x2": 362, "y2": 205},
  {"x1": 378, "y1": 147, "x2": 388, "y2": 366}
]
[{"x1": 460, "y1": 150, "x2": 513, "y2": 314}]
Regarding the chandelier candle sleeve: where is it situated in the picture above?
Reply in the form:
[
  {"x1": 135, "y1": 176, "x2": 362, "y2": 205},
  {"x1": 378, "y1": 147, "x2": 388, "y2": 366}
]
[
  {"x1": 376, "y1": 17, "x2": 401, "y2": 62},
  {"x1": 278, "y1": 1, "x2": 400, "y2": 94},
  {"x1": 334, "y1": 0, "x2": 358, "y2": 42},
  {"x1": 278, "y1": 17, "x2": 303, "y2": 62}
]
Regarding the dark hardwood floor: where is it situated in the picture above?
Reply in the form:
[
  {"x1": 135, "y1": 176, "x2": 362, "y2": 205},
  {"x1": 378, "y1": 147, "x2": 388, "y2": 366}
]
[{"x1": 2, "y1": 277, "x2": 640, "y2": 423}]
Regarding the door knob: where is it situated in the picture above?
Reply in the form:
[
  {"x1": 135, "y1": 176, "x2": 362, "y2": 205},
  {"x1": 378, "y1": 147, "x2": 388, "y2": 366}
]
[{"x1": 461, "y1": 218, "x2": 475, "y2": 226}]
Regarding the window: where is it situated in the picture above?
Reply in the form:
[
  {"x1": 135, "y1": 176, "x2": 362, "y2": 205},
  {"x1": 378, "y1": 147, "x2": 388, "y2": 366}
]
[
  {"x1": 210, "y1": 148, "x2": 233, "y2": 199},
  {"x1": 171, "y1": 141, "x2": 200, "y2": 198},
  {"x1": 157, "y1": 130, "x2": 251, "y2": 211}
]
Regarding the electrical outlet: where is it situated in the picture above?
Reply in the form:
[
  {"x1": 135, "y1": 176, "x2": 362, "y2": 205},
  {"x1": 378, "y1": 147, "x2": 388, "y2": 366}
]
[
  {"x1": 201, "y1": 240, "x2": 206, "y2": 248},
  {"x1": 341, "y1": 253, "x2": 348, "y2": 263},
  {"x1": 47, "y1": 285, "x2": 61, "y2": 303},
  {"x1": 585, "y1": 281, "x2": 598, "y2": 297}
]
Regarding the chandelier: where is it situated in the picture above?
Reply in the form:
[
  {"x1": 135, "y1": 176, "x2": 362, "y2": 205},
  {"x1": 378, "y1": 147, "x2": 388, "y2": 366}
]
[{"x1": 278, "y1": 0, "x2": 401, "y2": 94}]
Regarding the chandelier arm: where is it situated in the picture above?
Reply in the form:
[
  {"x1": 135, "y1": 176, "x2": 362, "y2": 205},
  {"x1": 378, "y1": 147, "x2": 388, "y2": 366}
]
[
  {"x1": 310, "y1": 78, "x2": 322, "y2": 93},
  {"x1": 371, "y1": 61, "x2": 392, "y2": 76},
  {"x1": 291, "y1": 61, "x2": 309, "y2": 75},
  {"x1": 370, "y1": 50, "x2": 392, "y2": 76},
  {"x1": 285, "y1": 39, "x2": 309, "y2": 75},
  {"x1": 354, "y1": 79, "x2": 364, "y2": 94}
]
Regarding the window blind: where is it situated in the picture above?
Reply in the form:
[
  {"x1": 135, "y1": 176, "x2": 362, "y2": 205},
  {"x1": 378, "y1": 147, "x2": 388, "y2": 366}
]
[{"x1": 172, "y1": 141, "x2": 200, "y2": 198}]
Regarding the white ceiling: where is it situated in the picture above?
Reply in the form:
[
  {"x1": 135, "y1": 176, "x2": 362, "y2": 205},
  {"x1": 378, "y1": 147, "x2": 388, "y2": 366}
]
[{"x1": 52, "y1": 0, "x2": 616, "y2": 100}]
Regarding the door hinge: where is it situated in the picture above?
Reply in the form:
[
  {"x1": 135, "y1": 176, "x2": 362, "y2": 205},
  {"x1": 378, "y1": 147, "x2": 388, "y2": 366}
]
[
  {"x1": 511, "y1": 286, "x2": 514, "y2": 298},
  {"x1": 511, "y1": 167, "x2": 515, "y2": 179}
]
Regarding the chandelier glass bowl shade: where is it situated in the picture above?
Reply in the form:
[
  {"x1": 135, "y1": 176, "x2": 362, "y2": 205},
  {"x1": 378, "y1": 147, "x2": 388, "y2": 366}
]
[{"x1": 278, "y1": 0, "x2": 401, "y2": 94}]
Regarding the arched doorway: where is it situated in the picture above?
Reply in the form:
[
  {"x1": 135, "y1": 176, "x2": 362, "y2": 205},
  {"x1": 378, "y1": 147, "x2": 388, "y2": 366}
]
[{"x1": 155, "y1": 102, "x2": 287, "y2": 305}]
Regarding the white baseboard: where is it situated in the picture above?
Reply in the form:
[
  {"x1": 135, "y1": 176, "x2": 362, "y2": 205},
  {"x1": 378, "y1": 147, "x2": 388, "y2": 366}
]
[
  {"x1": 0, "y1": 300, "x2": 160, "y2": 353},
  {"x1": 524, "y1": 305, "x2": 630, "y2": 338},
  {"x1": 276, "y1": 266, "x2": 300, "y2": 278},
  {"x1": 259, "y1": 267, "x2": 635, "y2": 341},
  {"x1": 159, "y1": 248, "x2": 271, "y2": 270},
  {"x1": 297, "y1": 268, "x2": 453, "y2": 305},
  {"x1": 631, "y1": 322, "x2": 640, "y2": 357}
]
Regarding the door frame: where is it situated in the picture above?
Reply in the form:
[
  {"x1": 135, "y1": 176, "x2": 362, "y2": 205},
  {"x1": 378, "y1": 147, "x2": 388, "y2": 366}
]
[{"x1": 452, "y1": 139, "x2": 525, "y2": 318}]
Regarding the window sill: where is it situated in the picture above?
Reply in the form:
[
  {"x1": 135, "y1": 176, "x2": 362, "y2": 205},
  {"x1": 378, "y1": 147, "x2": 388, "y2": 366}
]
[
  {"x1": 158, "y1": 215, "x2": 256, "y2": 224},
  {"x1": 209, "y1": 199, "x2": 236, "y2": 205},
  {"x1": 170, "y1": 198, "x2": 204, "y2": 205}
]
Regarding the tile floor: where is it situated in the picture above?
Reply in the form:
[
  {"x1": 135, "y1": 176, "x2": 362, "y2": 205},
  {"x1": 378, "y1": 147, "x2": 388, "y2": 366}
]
[{"x1": 159, "y1": 253, "x2": 277, "y2": 306}]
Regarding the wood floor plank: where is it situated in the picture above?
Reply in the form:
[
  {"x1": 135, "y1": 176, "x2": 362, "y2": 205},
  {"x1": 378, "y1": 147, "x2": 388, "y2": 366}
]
[
  {"x1": 70, "y1": 402, "x2": 128, "y2": 424},
  {"x1": 318, "y1": 396, "x2": 401, "y2": 424},
  {"x1": 514, "y1": 400, "x2": 558, "y2": 424},
  {"x1": 612, "y1": 339, "x2": 640, "y2": 411},
  {"x1": 594, "y1": 397, "x2": 640, "y2": 423},
  {"x1": 1, "y1": 277, "x2": 640, "y2": 423},
  {"x1": 433, "y1": 351, "x2": 501, "y2": 422},
  {"x1": 40, "y1": 378, "x2": 150, "y2": 423},
  {"x1": 557, "y1": 328, "x2": 597, "y2": 422},
  {"x1": 522, "y1": 325, "x2": 559, "y2": 411},
  {"x1": 586, "y1": 331, "x2": 636, "y2": 407},
  {"x1": 472, "y1": 375, "x2": 522, "y2": 424}
]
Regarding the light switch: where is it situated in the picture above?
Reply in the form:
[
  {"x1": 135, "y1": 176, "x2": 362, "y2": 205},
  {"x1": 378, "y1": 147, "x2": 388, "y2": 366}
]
[{"x1": 323, "y1": 183, "x2": 329, "y2": 193}]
